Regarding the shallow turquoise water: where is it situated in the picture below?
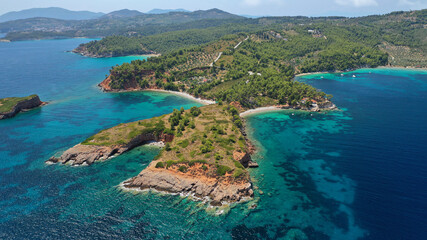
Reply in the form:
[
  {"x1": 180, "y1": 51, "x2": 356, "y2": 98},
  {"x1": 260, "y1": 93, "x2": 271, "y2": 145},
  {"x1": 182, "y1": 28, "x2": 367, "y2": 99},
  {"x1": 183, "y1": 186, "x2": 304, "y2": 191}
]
[{"x1": 0, "y1": 39, "x2": 426, "y2": 239}]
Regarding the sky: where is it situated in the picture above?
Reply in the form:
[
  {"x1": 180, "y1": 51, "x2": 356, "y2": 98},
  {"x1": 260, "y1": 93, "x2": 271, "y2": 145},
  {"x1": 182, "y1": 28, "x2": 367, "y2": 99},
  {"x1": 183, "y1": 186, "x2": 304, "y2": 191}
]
[{"x1": 1, "y1": 0, "x2": 426, "y2": 17}]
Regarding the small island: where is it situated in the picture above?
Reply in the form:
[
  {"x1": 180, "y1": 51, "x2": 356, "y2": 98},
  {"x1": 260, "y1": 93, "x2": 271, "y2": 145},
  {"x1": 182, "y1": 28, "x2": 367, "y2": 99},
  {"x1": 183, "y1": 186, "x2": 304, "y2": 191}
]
[
  {"x1": 0, "y1": 94, "x2": 46, "y2": 119},
  {"x1": 47, "y1": 104, "x2": 255, "y2": 205}
]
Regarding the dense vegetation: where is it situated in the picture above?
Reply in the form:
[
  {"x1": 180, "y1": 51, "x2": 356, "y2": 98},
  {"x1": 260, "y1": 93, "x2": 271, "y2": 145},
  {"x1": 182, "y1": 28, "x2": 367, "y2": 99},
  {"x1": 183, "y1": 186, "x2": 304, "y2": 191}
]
[
  {"x1": 153, "y1": 104, "x2": 251, "y2": 180},
  {"x1": 100, "y1": 9, "x2": 427, "y2": 110},
  {"x1": 0, "y1": 9, "x2": 244, "y2": 40},
  {"x1": 80, "y1": 104, "x2": 251, "y2": 179},
  {"x1": 74, "y1": 36, "x2": 153, "y2": 57},
  {"x1": 103, "y1": 14, "x2": 420, "y2": 108}
]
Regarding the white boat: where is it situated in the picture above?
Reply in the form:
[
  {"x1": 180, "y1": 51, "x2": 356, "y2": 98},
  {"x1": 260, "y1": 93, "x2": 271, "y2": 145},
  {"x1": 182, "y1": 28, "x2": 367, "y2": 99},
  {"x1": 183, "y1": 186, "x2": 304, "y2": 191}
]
[{"x1": 352, "y1": 75, "x2": 356, "y2": 78}]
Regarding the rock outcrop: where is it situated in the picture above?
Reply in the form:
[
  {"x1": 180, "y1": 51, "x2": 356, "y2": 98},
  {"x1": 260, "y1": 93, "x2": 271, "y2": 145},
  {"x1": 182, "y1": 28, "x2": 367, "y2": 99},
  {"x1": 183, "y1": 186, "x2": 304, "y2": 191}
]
[
  {"x1": 123, "y1": 166, "x2": 253, "y2": 206},
  {"x1": 46, "y1": 144, "x2": 119, "y2": 166},
  {"x1": 0, "y1": 95, "x2": 44, "y2": 120},
  {"x1": 318, "y1": 100, "x2": 337, "y2": 110},
  {"x1": 47, "y1": 132, "x2": 174, "y2": 166},
  {"x1": 233, "y1": 150, "x2": 255, "y2": 168},
  {"x1": 98, "y1": 71, "x2": 154, "y2": 92}
]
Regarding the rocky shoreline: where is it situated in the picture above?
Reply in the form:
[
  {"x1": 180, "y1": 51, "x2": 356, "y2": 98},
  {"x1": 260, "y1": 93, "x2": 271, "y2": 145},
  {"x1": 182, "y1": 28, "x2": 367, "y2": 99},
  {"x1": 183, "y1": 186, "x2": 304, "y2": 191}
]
[
  {"x1": 48, "y1": 139, "x2": 255, "y2": 205},
  {"x1": 0, "y1": 95, "x2": 46, "y2": 120},
  {"x1": 122, "y1": 166, "x2": 253, "y2": 206},
  {"x1": 46, "y1": 104, "x2": 256, "y2": 206},
  {"x1": 47, "y1": 131, "x2": 173, "y2": 166},
  {"x1": 72, "y1": 45, "x2": 156, "y2": 58}
]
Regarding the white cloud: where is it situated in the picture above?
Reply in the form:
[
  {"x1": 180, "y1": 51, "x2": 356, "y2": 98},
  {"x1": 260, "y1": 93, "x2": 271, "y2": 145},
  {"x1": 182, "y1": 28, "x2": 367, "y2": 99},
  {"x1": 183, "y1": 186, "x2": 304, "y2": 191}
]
[{"x1": 335, "y1": 0, "x2": 379, "y2": 7}]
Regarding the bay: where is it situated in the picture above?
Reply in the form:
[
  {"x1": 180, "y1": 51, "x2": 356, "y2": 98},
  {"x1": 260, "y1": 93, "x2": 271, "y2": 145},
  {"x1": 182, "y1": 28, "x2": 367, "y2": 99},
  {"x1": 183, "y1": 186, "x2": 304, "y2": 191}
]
[{"x1": 1, "y1": 39, "x2": 426, "y2": 239}]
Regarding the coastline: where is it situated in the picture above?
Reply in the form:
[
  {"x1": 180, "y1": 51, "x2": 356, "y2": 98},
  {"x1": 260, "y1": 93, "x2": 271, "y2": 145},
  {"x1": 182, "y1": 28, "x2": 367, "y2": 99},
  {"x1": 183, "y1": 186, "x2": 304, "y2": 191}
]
[
  {"x1": 118, "y1": 181, "x2": 252, "y2": 209},
  {"x1": 296, "y1": 66, "x2": 427, "y2": 78},
  {"x1": 377, "y1": 66, "x2": 427, "y2": 71},
  {"x1": 240, "y1": 106, "x2": 283, "y2": 117},
  {"x1": 240, "y1": 103, "x2": 337, "y2": 118},
  {"x1": 98, "y1": 77, "x2": 215, "y2": 105},
  {"x1": 143, "y1": 89, "x2": 216, "y2": 105},
  {"x1": 72, "y1": 51, "x2": 160, "y2": 58}
]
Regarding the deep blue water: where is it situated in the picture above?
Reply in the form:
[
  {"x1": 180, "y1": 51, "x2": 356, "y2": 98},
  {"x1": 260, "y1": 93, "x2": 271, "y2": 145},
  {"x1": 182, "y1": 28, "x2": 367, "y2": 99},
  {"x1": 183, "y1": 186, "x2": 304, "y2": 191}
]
[
  {"x1": 294, "y1": 70, "x2": 427, "y2": 239},
  {"x1": 0, "y1": 39, "x2": 426, "y2": 239}
]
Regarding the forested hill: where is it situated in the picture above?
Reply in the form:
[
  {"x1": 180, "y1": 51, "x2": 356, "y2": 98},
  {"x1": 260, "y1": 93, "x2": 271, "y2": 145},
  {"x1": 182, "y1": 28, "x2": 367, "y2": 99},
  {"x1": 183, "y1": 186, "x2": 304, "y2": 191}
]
[
  {"x1": 99, "y1": 30, "x2": 381, "y2": 110},
  {"x1": 93, "y1": 9, "x2": 426, "y2": 111},
  {"x1": 73, "y1": 9, "x2": 426, "y2": 68},
  {"x1": 0, "y1": 8, "x2": 243, "y2": 39}
]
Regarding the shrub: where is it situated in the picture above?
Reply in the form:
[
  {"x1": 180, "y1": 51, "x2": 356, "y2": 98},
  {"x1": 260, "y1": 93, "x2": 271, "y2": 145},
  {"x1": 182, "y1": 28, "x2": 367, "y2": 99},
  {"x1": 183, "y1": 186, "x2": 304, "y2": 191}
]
[
  {"x1": 165, "y1": 143, "x2": 171, "y2": 151},
  {"x1": 178, "y1": 139, "x2": 190, "y2": 148},
  {"x1": 192, "y1": 159, "x2": 207, "y2": 164},
  {"x1": 176, "y1": 128, "x2": 183, "y2": 137},
  {"x1": 81, "y1": 136, "x2": 95, "y2": 145},
  {"x1": 216, "y1": 165, "x2": 232, "y2": 176},
  {"x1": 178, "y1": 166, "x2": 188, "y2": 172},
  {"x1": 229, "y1": 106, "x2": 239, "y2": 116},
  {"x1": 166, "y1": 160, "x2": 175, "y2": 168},
  {"x1": 190, "y1": 106, "x2": 201, "y2": 116},
  {"x1": 155, "y1": 162, "x2": 165, "y2": 168},
  {"x1": 234, "y1": 161, "x2": 244, "y2": 169},
  {"x1": 202, "y1": 165, "x2": 208, "y2": 171},
  {"x1": 200, "y1": 139, "x2": 214, "y2": 153},
  {"x1": 233, "y1": 168, "x2": 245, "y2": 178},
  {"x1": 163, "y1": 128, "x2": 174, "y2": 135},
  {"x1": 234, "y1": 119, "x2": 243, "y2": 128}
]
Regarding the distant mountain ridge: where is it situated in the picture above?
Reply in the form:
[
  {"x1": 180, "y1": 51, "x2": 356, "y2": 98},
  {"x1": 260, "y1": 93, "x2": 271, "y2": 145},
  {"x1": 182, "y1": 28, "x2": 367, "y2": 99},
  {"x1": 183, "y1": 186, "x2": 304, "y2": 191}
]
[
  {"x1": 0, "y1": 7, "x2": 104, "y2": 22},
  {"x1": 147, "y1": 9, "x2": 190, "y2": 14},
  {"x1": 101, "y1": 9, "x2": 144, "y2": 18},
  {"x1": 0, "y1": 8, "x2": 244, "y2": 35}
]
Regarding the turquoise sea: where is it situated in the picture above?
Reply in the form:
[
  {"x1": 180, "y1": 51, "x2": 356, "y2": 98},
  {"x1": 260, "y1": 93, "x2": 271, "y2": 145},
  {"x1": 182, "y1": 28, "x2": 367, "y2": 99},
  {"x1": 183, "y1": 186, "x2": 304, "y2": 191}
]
[{"x1": 0, "y1": 39, "x2": 426, "y2": 239}]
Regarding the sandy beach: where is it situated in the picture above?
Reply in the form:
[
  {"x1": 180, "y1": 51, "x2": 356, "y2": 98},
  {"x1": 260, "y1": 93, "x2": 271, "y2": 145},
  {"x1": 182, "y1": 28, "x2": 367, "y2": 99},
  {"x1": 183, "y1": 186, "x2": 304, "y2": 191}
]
[
  {"x1": 240, "y1": 106, "x2": 283, "y2": 117},
  {"x1": 144, "y1": 89, "x2": 216, "y2": 105}
]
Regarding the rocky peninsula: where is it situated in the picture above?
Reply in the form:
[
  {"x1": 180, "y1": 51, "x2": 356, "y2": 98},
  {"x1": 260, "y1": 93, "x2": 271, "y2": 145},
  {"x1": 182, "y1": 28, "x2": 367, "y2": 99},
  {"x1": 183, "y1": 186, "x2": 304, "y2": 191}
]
[
  {"x1": 72, "y1": 42, "x2": 156, "y2": 58},
  {"x1": 47, "y1": 104, "x2": 255, "y2": 205},
  {"x1": 0, "y1": 94, "x2": 46, "y2": 119}
]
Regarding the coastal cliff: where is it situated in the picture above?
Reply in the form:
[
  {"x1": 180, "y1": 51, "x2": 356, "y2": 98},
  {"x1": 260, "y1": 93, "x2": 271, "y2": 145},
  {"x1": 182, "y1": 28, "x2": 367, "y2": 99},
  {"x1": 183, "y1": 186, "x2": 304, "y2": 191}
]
[
  {"x1": 99, "y1": 74, "x2": 150, "y2": 92},
  {"x1": 0, "y1": 94, "x2": 45, "y2": 119},
  {"x1": 47, "y1": 132, "x2": 173, "y2": 166},
  {"x1": 123, "y1": 164, "x2": 253, "y2": 205},
  {"x1": 47, "y1": 104, "x2": 255, "y2": 205}
]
